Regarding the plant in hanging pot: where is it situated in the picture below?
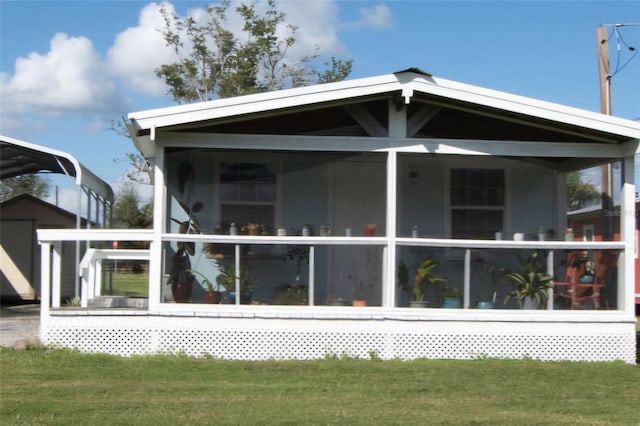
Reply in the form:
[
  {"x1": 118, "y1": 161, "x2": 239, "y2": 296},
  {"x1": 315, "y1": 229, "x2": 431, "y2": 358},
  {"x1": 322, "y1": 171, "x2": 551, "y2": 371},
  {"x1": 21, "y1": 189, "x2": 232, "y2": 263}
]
[
  {"x1": 399, "y1": 258, "x2": 446, "y2": 308},
  {"x1": 503, "y1": 251, "x2": 553, "y2": 309}
]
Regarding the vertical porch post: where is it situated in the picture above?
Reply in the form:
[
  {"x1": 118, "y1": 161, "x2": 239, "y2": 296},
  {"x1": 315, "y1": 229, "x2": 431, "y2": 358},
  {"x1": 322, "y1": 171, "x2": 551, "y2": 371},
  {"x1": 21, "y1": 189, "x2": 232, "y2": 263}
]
[
  {"x1": 619, "y1": 154, "x2": 635, "y2": 314},
  {"x1": 384, "y1": 150, "x2": 397, "y2": 307},
  {"x1": 148, "y1": 141, "x2": 165, "y2": 311},
  {"x1": 386, "y1": 99, "x2": 405, "y2": 307}
]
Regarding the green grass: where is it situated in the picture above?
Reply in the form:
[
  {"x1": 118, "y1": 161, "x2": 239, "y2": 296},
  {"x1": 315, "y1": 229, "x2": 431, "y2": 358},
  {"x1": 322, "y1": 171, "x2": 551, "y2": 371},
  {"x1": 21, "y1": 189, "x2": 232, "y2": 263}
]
[
  {"x1": 105, "y1": 271, "x2": 149, "y2": 297},
  {"x1": 1, "y1": 349, "x2": 639, "y2": 425}
]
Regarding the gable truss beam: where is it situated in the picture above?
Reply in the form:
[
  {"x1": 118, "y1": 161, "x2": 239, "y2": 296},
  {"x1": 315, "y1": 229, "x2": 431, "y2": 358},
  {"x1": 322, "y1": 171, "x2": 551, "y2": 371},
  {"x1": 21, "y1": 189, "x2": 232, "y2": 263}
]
[
  {"x1": 407, "y1": 105, "x2": 441, "y2": 138},
  {"x1": 343, "y1": 104, "x2": 388, "y2": 137}
]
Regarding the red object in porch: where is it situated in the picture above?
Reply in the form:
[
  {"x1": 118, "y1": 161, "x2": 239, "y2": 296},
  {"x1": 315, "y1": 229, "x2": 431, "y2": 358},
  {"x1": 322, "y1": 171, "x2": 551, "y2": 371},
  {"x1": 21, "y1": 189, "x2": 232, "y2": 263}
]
[{"x1": 554, "y1": 251, "x2": 616, "y2": 309}]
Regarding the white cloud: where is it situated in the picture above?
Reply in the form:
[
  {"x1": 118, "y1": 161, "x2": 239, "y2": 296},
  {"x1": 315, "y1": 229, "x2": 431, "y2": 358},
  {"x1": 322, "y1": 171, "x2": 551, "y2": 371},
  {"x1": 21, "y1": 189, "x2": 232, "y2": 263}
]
[
  {"x1": 341, "y1": 3, "x2": 393, "y2": 31},
  {"x1": 0, "y1": 33, "x2": 124, "y2": 116},
  {"x1": 278, "y1": 1, "x2": 346, "y2": 57},
  {"x1": 358, "y1": 4, "x2": 393, "y2": 29},
  {"x1": 107, "y1": 2, "x2": 177, "y2": 96}
]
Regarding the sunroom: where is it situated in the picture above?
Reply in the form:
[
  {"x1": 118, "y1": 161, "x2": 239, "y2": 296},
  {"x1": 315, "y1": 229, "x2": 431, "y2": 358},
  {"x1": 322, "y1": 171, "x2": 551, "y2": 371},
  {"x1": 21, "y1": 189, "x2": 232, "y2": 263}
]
[{"x1": 38, "y1": 69, "x2": 640, "y2": 362}]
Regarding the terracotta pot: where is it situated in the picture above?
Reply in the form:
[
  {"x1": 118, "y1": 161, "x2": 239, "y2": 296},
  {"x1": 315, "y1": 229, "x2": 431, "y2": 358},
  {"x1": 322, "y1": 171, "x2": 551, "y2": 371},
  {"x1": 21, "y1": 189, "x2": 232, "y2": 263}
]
[
  {"x1": 364, "y1": 227, "x2": 376, "y2": 237},
  {"x1": 352, "y1": 299, "x2": 367, "y2": 307},
  {"x1": 171, "y1": 281, "x2": 193, "y2": 303},
  {"x1": 203, "y1": 290, "x2": 221, "y2": 304}
]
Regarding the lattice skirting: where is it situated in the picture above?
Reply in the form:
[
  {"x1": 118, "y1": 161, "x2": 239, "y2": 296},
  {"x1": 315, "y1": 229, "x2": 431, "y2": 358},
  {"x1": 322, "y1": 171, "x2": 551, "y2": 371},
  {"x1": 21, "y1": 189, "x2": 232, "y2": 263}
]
[{"x1": 41, "y1": 316, "x2": 637, "y2": 363}]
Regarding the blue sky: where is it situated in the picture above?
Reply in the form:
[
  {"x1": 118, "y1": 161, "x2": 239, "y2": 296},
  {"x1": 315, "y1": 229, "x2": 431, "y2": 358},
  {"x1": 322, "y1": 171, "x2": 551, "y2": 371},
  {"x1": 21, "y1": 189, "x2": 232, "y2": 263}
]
[{"x1": 1, "y1": 1, "x2": 639, "y2": 209}]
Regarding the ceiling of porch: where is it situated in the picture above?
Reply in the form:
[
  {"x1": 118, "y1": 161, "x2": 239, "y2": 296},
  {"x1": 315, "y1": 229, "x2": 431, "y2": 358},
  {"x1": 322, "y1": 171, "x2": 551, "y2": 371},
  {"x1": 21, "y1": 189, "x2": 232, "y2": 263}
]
[{"x1": 160, "y1": 92, "x2": 630, "y2": 146}]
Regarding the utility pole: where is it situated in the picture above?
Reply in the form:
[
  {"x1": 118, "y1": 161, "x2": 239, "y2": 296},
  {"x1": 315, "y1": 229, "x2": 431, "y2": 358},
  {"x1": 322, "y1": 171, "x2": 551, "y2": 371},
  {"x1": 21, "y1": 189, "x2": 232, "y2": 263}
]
[
  {"x1": 596, "y1": 25, "x2": 612, "y2": 115},
  {"x1": 597, "y1": 25, "x2": 614, "y2": 240},
  {"x1": 596, "y1": 23, "x2": 639, "y2": 240}
]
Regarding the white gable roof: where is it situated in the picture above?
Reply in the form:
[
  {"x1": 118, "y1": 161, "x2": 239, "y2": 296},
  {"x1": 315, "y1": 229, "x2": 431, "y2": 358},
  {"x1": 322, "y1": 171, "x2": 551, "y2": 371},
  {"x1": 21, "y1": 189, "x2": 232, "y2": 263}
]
[{"x1": 128, "y1": 70, "x2": 640, "y2": 140}]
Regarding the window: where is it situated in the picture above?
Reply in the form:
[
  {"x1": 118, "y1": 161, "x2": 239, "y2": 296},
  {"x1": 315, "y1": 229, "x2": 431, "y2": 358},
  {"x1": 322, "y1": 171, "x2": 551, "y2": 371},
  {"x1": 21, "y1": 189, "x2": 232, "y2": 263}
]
[
  {"x1": 450, "y1": 168, "x2": 504, "y2": 239},
  {"x1": 219, "y1": 162, "x2": 277, "y2": 233}
]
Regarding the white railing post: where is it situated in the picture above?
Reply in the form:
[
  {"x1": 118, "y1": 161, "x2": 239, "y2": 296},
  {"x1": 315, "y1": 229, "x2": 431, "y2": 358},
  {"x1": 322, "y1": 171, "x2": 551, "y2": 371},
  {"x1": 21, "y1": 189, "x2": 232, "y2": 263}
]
[
  {"x1": 308, "y1": 246, "x2": 315, "y2": 306},
  {"x1": 547, "y1": 250, "x2": 554, "y2": 310},
  {"x1": 40, "y1": 242, "x2": 51, "y2": 318},
  {"x1": 463, "y1": 249, "x2": 471, "y2": 308},
  {"x1": 51, "y1": 242, "x2": 62, "y2": 308}
]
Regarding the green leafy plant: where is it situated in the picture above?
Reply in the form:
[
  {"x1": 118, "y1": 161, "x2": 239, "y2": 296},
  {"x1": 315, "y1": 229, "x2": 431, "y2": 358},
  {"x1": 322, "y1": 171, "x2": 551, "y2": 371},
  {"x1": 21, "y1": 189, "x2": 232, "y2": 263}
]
[
  {"x1": 503, "y1": 251, "x2": 553, "y2": 308},
  {"x1": 192, "y1": 270, "x2": 215, "y2": 291},
  {"x1": 443, "y1": 287, "x2": 462, "y2": 299},
  {"x1": 216, "y1": 262, "x2": 255, "y2": 292},
  {"x1": 398, "y1": 258, "x2": 447, "y2": 302},
  {"x1": 64, "y1": 296, "x2": 81, "y2": 307}
]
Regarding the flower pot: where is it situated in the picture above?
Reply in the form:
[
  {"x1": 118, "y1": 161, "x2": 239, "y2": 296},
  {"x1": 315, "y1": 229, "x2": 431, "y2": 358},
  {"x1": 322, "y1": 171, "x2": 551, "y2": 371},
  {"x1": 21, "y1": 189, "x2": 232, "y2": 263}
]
[
  {"x1": 477, "y1": 301, "x2": 494, "y2": 309},
  {"x1": 442, "y1": 297, "x2": 462, "y2": 308},
  {"x1": 328, "y1": 299, "x2": 350, "y2": 306},
  {"x1": 409, "y1": 300, "x2": 429, "y2": 308},
  {"x1": 224, "y1": 290, "x2": 253, "y2": 304},
  {"x1": 171, "y1": 281, "x2": 193, "y2": 303},
  {"x1": 364, "y1": 227, "x2": 376, "y2": 236},
  {"x1": 203, "y1": 290, "x2": 221, "y2": 304},
  {"x1": 522, "y1": 297, "x2": 541, "y2": 310},
  {"x1": 352, "y1": 299, "x2": 367, "y2": 307}
]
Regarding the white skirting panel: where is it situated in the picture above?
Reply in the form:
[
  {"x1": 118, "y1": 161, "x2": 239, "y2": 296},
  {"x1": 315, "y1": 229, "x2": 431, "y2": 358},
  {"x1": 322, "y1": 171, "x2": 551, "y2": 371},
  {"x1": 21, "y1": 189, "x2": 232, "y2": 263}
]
[{"x1": 40, "y1": 315, "x2": 637, "y2": 364}]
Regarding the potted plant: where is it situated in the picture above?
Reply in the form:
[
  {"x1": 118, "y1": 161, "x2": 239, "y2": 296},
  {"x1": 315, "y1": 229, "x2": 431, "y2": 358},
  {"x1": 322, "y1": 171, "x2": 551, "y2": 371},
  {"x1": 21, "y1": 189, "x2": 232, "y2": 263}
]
[
  {"x1": 364, "y1": 223, "x2": 377, "y2": 236},
  {"x1": 274, "y1": 246, "x2": 309, "y2": 305},
  {"x1": 242, "y1": 223, "x2": 267, "y2": 236},
  {"x1": 442, "y1": 287, "x2": 463, "y2": 308},
  {"x1": 217, "y1": 262, "x2": 255, "y2": 304},
  {"x1": 168, "y1": 248, "x2": 195, "y2": 303},
  {"x1": 192, "y1": 270, "x2": 221, "y2": 304},
  {"x1": 398, "y1": 258, "x2": 446, "y2": 308},
  {"x1": 503, "y1": 251, "x2": 553, "y2": 309}
]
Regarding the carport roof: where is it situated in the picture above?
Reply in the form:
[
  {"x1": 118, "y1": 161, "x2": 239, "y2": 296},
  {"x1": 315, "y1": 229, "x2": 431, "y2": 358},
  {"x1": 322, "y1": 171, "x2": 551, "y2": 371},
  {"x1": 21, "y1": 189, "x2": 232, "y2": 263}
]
[{"x1": 0, "y1": 135, "x2": 113, "y2": 203}]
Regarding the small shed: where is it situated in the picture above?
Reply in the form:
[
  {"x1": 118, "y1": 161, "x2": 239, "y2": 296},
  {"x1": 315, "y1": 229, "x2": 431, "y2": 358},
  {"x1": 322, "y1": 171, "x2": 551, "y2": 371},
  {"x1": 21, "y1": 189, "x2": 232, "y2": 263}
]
[
  {"x1": 0, "y1": 135, "x2": 114, "y2": 302},
  {"x1": 0, "y1": 194, "x2": 83, "y2": 301}
]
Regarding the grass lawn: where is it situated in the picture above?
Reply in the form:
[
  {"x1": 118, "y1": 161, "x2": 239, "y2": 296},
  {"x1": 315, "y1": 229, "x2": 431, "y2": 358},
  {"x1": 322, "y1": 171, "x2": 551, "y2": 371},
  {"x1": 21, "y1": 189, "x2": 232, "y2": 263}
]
[
  {"x1": 1, "y1": 348, "x2": 639, "y2": 425},
  {"x1": 105, "y1": 271, "x2": 149, "y2": 297}
]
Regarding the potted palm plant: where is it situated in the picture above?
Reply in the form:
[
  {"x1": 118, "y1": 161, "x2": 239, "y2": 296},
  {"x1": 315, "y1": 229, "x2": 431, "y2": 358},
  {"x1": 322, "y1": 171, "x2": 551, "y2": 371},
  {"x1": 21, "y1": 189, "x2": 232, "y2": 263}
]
[
  {"x1": 503, "y1": 251, "x2": 553, "y2": 309},
  {"x1": 398, "y1": 258, "x2": 446, "y2": 308},
  {"x1": 192, "y1": 270, "x2": 221, "y2": 304}
]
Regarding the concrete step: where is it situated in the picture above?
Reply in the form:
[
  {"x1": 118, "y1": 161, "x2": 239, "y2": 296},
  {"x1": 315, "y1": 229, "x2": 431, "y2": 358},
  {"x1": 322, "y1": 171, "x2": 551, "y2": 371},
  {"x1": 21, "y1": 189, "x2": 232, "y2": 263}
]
[{"x1": 88, "y1": 296, "x2": 148, "y2": 309}]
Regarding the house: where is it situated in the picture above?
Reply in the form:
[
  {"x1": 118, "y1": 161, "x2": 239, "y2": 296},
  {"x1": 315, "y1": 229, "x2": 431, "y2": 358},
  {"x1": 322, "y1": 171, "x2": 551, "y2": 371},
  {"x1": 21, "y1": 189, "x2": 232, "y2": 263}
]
[
  {"x1": 567, "y1": 200, "x2": 640, "y2": 308},
  {"x1": 37, "y1": 69, "x2": 640, "y2": 362},
  {"x1": 0, "y1": 136, "x2": 113, "y2": 303}
]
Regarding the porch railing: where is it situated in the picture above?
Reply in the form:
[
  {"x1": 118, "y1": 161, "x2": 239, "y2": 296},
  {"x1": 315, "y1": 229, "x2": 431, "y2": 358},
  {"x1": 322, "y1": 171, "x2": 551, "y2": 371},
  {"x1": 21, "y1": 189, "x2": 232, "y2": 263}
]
[
  {"x1": 38, "y1": 228, "x2": 629, "y2": 313},
  {"x1": 38, "y1": 229, "x2": 153, "y2": 314}
]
